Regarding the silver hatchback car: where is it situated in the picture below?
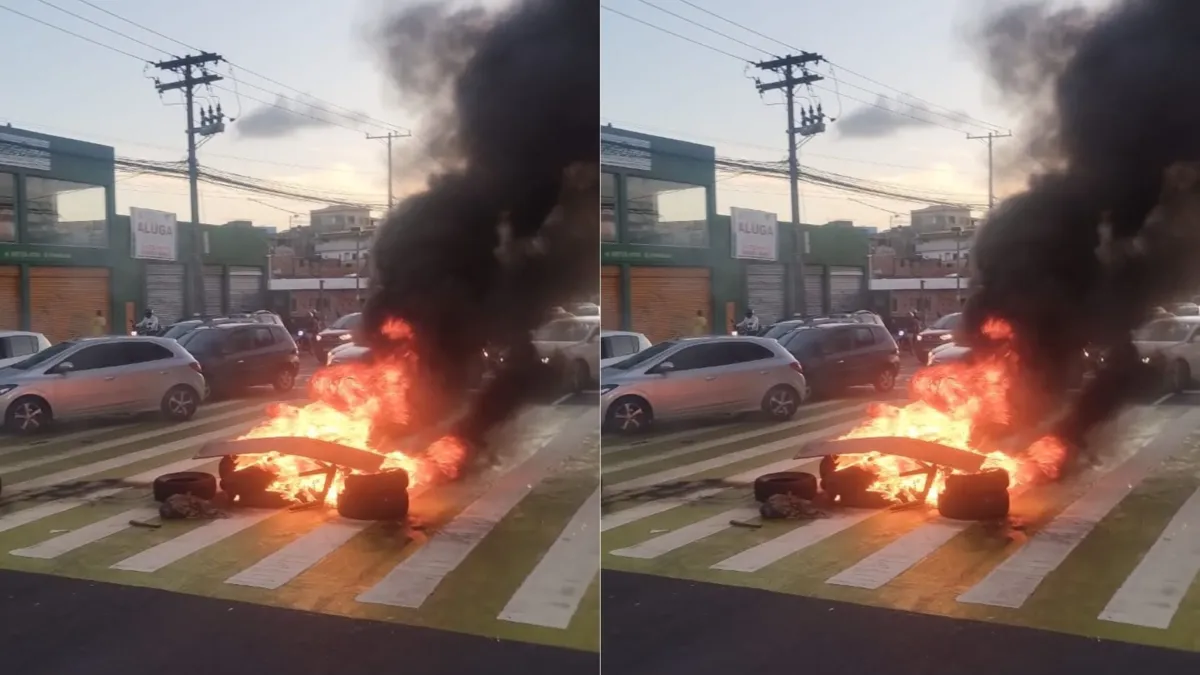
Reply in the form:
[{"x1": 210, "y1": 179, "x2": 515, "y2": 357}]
[
  {"x1": 0, "y1": 336, "x2": 206, "y2": 434},
  {"x1": 600, "y1": 336, "x2": 808, "y2": 433}
]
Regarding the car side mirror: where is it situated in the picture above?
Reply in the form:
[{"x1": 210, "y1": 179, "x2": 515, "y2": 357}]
[
  {"x1": 651, "y1": 361, "x2": 675, "y2": 375},
  {"x1": 51, "y1": 361, "x2": 75, "y2": 375}
]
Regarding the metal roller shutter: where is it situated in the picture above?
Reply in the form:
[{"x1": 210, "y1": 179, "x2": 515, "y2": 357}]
[
  {"x1": 746, "y1": 263, "x2": 785, "y2": 326},
  {"x1": 601, "y1": 265, "x2": 621, "y2": 330},
  {"x1": 0, "y1": 266, "x2": 19, "y2": 330},
  {"x1": 29, "y1": 267, "x2": 110, "y2": 344},
  {"x1": 228, "y1": 266, "x2": 264, "y2": 313},
  {"x1": 830, "y1": 266, "x2": 865, "y2": 313},
  {"x1": 203, "y1": 265, "x2": 224, "y2": 316},
  {"x1": 629, "y1": 266, "x2": 710, "y2": 345},
  {"x1": 145, "y1": 262, "x2": 185, "y2": 325},
  {"x1": 796, "y1": 265, "x2": 825, "y2": 317}
]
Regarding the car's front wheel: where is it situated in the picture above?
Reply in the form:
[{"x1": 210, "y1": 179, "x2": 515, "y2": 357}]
[
  {"x1": 762, "y1": 385, "x2": 800, "y2": 421},
  {"x1": 274, "y1": 367, "x2": 297, "y2": 393},
  {"x1": 5, "y1": 396, "x2": 51, "y2": 434},
  {"x1": 606, "y1": 396, "x2": 652, "y2": 433}
]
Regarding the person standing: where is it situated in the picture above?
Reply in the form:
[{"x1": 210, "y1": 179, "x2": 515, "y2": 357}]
[
  {"x1": 692, "y1": 309, "x2": 708, "y2": 336},
  {"x1": 91, "y1": 309, "x2": 107, "y2": 336}
]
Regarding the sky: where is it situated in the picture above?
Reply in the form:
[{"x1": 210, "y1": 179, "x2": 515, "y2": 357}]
[
  {"x1": 0, "y1": 0, "x2": 514, "y2": 230},
  {"x1": 0, "y1": 0, "x2": 1099, "y2": 233},
  {"x1": 601, "y1": 0, "x2": 1040, "y2": 229}
]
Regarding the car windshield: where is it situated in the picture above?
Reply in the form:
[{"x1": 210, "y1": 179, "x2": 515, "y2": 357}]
[
  {"x1": 606, "y1": 340, "x2": 674, "y2": 371},
  {"x1": 762, "y1": 321, "x2": 803, "y2": 340},
  {"x1": 162, "y1": 321, "x2": 201, "y2": 340},
  {"x1": 931, "y1": 313, "x2": 962, "y2": 330},
  {"x1": 330, "y1": 313, "x2": 362, "y2": 330},
  {"x1": 1134, "y1": 319, "x2": 1194, "y2": 343},
  {"x1": 7, "y1": 340, "x2": 74, "y2": 370},
  {"x1": 534, "y1": 319, "x2": 594, "y2": 342}
]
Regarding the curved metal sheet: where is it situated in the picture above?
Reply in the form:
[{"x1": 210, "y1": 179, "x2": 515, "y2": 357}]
[
  {"x1": 796, "y1": 436, "x2": 987, "y2": 473},
  {"x1": 194, "y1": 436, "x2": 386, "y2": 473}
]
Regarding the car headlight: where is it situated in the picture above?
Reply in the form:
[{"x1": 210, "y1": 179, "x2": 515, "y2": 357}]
[
  {"x1": 297, "y1": 330, "x2": 305, "y2": 337},
  {"x1": 0, "y1": 384, "x2": 18, "y2": 396},
  {"x1": 339, "y1": 334, "x2": 352, "y2": 342},
  {"x1": 600, "y1": 383, "x2": 618, "y2": 394},
  {"x1": 939, "y1": 334, "x2": 952, "y2": 341},
  {"x1": 1142, "y1": 356, "x2": 1152, "y2": 364}
]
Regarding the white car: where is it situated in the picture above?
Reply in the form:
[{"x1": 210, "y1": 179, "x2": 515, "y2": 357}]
[
  {"x1": 1133, "y1": 316, "x2": 1200, "y2": 391},
  {"x1": 600, "y1": 330, "x2": 652, "y2": 368},
  {"x1": 0, "y1": 331, "x2": 51, "y2": 369},
  {"x1": 532, "y1": 316, "x2": 601, "y2": 392}
]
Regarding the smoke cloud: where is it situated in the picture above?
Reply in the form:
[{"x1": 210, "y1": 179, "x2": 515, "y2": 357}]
[
  {"x1": 362, "y1": 0, "x2": 598, "y2": 458},
  {"x1": 235, "y1": 94, "x2": 374, "y2": 139},
  {"x1": 836, "y1": 94, "x2": 974, "y2": 140},
  {"x1": 962, "y1": 0, "x2": 1200, "y2": 461}
]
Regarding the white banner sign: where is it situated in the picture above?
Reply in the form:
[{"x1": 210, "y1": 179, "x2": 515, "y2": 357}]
[
  {"x1": 130, "y1": 207, "x2": 178, "y2": 261},
  {"x1": 730, "y1": 207, "x2": 778, "y2": 261}
]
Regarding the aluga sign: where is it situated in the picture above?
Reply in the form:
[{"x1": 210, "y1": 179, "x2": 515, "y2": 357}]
[
  {"x1": 730, "y1": 206, "x2": 778, "y2": 261},
  {"x1": 130, "y1": 206, "x2": 178, "y2": 262}
]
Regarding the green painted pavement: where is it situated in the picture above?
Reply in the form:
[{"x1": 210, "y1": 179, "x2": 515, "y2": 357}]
[
  {"x1": 0, "y1": 401, "x2": 600, "y2": 652},
  {"x1": 601, "y1": 403, "x2": 1200, "y2": 653}
]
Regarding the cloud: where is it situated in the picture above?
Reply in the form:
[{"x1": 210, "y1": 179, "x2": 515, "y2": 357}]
[
  {"x1": 835, "y1": 94, "x2": 974, "y2": 140},
  {"x1": 234, "y1": 94, "x2": 373, "y2": 140}
]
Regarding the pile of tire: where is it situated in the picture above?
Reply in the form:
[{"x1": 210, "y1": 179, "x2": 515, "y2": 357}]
[
  {"x1": 337, "y1": 469, "x2": 410, "y2": 521},
  {"x1": 937, "y1": 469, "x2": 1010, "y2": 520},
  {"x1": 152, "y1": 471, "x2": 218, "y2": 502}
]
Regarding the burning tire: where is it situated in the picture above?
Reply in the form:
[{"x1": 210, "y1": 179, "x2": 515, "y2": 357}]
[
  {"x1": 153, "y1": 471, "x2": 217, "y2": 503},
  {"x1": 337, "y1": 469, "x2": 411, "y2": 521},
  {"x1": 753, "y1": 471, "x2": 817, "y2": 502},
  {"x1": 220, "y1": 466, "x2": 278, "y2": 499},
  {"x1": 937, "y1": 469, "x2": 1011, "y2": 521}
]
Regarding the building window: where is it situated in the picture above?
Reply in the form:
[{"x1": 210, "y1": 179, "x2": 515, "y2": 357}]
[
  {"x1": 0, "y1": 172, "x2": 14, "y2": 242},
  {"x1": 625, "y1": 177, "x2": 708, "y2": 248},
  {"x1": 601, "y1": 172, "x2": 616, "y2": 242},
  {"x1": 25, "y1": 177, "x2": 107, "y2": 247}
]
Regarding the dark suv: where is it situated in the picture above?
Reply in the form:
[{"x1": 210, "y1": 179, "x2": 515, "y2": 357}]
[
  {"x1": 177, "y1": 323, "x2": 300, "y2": 396},
  {"x1": 778, "y1": 322, "x2": 901, "y2": 398}
]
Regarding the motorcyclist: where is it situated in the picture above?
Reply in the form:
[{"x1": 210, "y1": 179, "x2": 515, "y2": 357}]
[
  {"x1": 734, "y1": 309, "x2": 761, "y2": 336},
  {"x1": 134, "y1": 309, "x2": 161, "y2": 335}
]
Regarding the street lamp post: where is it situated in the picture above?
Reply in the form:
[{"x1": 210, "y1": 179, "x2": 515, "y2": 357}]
[{"x1": 351, "y1": 226, "x2": 363, "y2": 303}]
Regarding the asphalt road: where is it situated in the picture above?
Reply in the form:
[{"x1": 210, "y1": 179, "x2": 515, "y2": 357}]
[
  {"x1": 0, "y1": 569, "x2": 596, "y2": 675},
  {"x1": 602, "y1": 571, "x2": 1200, "y2": 675}
]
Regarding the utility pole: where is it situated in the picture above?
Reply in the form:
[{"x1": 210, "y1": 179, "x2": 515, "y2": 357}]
[
  {"x1": 966, "y1": 130, "x2": 1012, "y2": 209},
  {"x1": 153, "y1": 52, "x2": 226, "y2": 316},
  {"x1": 753, "y1": 52, "x2": 825, "y2": 316},
  {"x1": 366, "y1": 131, "x2": 409, "y2": 210}
]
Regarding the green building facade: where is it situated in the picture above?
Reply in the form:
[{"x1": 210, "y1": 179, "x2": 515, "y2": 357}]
[
  {"x1": 600, "y1": 125, "x2": 869, "y2": 343},
  {"x1": 0, "y1": 125, "x2": 269, "y2": 343}
]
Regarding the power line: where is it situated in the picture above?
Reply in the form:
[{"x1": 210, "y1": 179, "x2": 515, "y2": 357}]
[
  {"x1": 634, "y1": 0, "x2": 774, "y2": 57},
  {"x1": 601, "y1": 5, "x2": 752, "y2": 62},
  {"x1": 674, "y1": 0, "x2": 1008, "y2": 133},
  {"x1": 0, "y1": 2, "x2": 150, "y2": 61}
]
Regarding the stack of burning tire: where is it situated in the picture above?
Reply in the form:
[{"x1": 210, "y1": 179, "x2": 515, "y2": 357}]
[
  {"x1": 336, "y1": 469, "x2": 410, "y2": 521},
  {"x1": 936, "y1": 468, "x2": 1010, "y2": 520}
]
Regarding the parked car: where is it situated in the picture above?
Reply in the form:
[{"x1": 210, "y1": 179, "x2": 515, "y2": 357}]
[
  {"x1": 177, "y1": 323, "x2": 300, "y2": 397},
  {"x1": 1133, "y1": 316, "x2": 1200, "y2": 392},
  {"x1": 777, "y1": 322, "x2": 900, "y2": 399},
  {"x1": 0, "y1": 336, "x2": 204, "y2": 434},
  {"x1": 600, "y1": 330, "x2": 652, "y2": 368},
  {"x1": 533, "y1": 315, "x2": 601, "y2": 392},
  {"x1": 600, "y1": 336, "x2": 807, "y2": 433},
  {"x1": 160, "y1": 317, "x2": 244, "y2": 341},
  {"x1": 313, "y1": 312, "x2": 362, "y2": 363},
  {"x1": 914, "y1": 312, "x2": 962, "y2": 363},
  {"x1": 0, "y1": 331, "x2": 51, "y2": 369}
]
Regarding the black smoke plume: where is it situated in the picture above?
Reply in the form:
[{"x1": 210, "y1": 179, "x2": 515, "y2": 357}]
[
  {"x1": 362, "y1": 0, "x2": 598, "y2": 460},
  {"x1": 963, "y1": 0, "x2": 1200, "y2": 465}
]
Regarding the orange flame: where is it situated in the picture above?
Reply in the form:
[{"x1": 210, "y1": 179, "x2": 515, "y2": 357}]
[
  {"x1": 232, "y1": 318, "x2": 464, "y2": 506},
  {"x1": 834, "y1": 318, "x2": 1066, "y2": 505}
]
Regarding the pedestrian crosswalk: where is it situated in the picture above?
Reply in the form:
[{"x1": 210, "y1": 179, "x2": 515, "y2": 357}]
[
  {"x1": 600, "y1": 398, "x2": 1200, "y2": 653},
  {"x1": 0, "y1": 394, "x2": 599, "y2": 652}
]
